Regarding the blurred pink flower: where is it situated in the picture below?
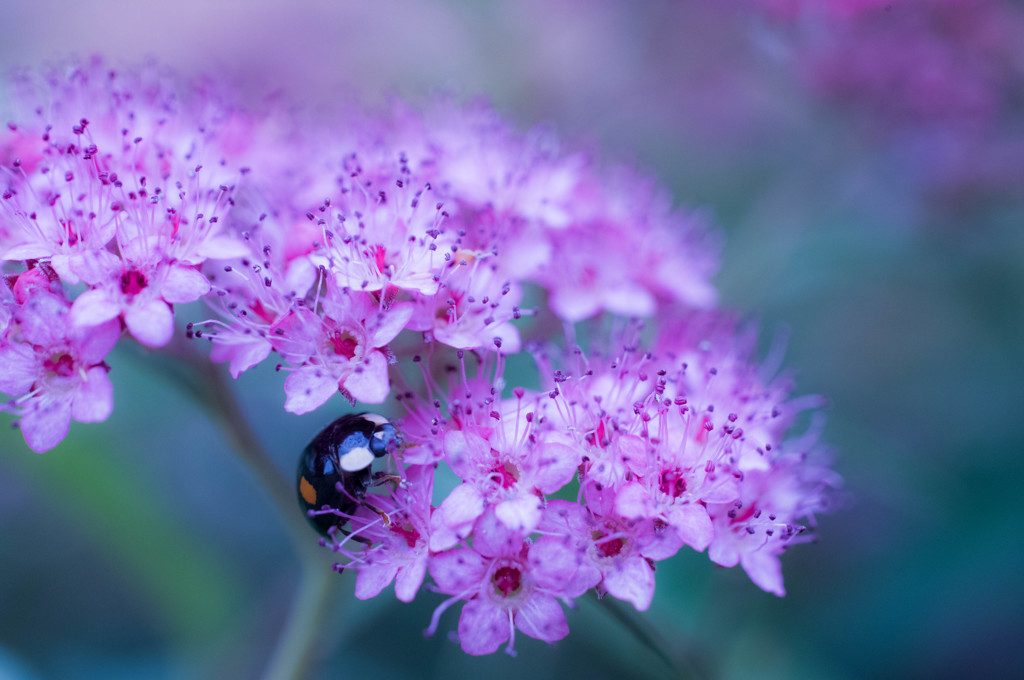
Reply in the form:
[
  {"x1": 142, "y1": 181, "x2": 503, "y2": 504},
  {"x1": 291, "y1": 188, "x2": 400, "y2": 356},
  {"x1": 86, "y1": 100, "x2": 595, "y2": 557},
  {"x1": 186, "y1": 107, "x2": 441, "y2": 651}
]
[{"x1": 775, "y1": 0, "x2": 1024, "y2": 201}]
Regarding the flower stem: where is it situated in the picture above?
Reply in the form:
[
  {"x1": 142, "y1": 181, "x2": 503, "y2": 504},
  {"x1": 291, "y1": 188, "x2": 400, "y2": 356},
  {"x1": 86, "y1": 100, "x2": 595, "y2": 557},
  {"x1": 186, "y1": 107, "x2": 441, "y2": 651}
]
[
  {"x1": 260, "y1": 562, "x2": 338, "y2": 680},
  {"x1": 130, "y1": 339, "x2": 335, "y2": 680},
  {"x1": 189, "y1": 357, "x2": 318, "y2": 562},
  {"x1": 193, "y1": 361, "x2": 338, "y2": 680},
  {"x1": 589, "y1": 593, "x2": 706, "y2": 680}
]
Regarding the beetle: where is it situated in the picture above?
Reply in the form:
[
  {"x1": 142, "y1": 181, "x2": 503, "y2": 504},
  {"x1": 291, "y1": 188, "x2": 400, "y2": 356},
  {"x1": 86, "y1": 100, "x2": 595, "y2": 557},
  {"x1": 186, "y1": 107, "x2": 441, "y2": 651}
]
[{"x1": 297, "y1": 413, "x2": 400, "y2": 538}]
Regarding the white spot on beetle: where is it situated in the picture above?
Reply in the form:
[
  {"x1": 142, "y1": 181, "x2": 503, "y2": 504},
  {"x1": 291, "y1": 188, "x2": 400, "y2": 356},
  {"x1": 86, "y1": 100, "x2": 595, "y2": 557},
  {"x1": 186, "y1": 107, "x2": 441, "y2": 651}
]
[
  {"x1": 360, "y1": 413, "x2": 389, "y2": 426},
  {"x1": 339, "y1": 446, "x2": 374, "y2": 472}
]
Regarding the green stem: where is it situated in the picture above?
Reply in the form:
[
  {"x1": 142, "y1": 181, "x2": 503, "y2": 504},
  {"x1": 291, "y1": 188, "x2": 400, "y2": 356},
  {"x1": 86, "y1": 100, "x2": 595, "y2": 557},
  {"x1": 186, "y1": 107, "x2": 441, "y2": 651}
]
[
  {"x1": 132, "y1": 340, "x2": 335, "y2": 680},
  {"x1": 590, "y1": 593, "x2": 706, "y2": 680},
  {"x1": 260, "y1": 562, "x2": 338, "y2": 680},
  {"x1": 193, "y1": 363, "x2": 337, "y2": 680},
  {"x1": 190, "y1": 358, "x2": 319, "y2": 563}
]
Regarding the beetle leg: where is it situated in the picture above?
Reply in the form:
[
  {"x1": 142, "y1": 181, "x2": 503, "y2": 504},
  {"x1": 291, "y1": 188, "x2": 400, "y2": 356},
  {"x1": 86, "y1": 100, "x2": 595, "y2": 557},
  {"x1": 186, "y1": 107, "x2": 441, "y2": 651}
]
[{"x1": 372, "y1": 473, "x2": 403, "y2": 487}]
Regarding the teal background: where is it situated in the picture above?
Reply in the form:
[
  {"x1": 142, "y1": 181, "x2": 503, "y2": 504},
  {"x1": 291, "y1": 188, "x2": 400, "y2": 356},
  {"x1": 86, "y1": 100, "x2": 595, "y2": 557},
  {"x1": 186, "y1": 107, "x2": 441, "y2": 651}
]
[{"x1": 1, "y1": 1, "x2": 1022, "y2": 678}]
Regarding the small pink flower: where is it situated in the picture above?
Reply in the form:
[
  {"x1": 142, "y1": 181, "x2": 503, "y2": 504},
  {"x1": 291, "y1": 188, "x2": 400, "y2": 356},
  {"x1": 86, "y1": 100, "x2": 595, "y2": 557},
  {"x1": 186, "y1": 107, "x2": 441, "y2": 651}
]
[
  {"x1": 0, "y1": 288, "x2": 119, "y2": 452},
  {"x1": 271, "y1": 285, "x2": 412, "y2": 413},
  {"x1": 406, "y1": 251, "x2": 524, "y2": 354},
  {"x1": 343, "y1": 464, "x2": 435, "y2": 603},
  {"x1": 413, "y1": 356, "x2": 580, "y2": 549},
  {"x1": 428, "y1": 509, "x2": 571, "y2": 656},
  {"x1": 707, "y1": 445, "x2": 840, "y2": 596},
  {"x1": 533, "y1": 499, "x2": 682, "y2": 611},
  {"x1": 71, "y1": 259, "x2": 210, "y2": 347},
  {"x1": 201, "y1": 217, "x2": 319, "y2": 378},
  {"x1": 309, "y1": 168, "x2": 450, "y2": 297}
]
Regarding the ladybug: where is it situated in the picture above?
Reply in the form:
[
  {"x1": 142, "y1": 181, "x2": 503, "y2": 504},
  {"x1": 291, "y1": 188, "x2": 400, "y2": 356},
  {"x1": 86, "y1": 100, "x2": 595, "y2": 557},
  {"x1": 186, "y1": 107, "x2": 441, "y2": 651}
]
[{"x1": 297, "y1": 413, "x2": 401, "y2": 537}]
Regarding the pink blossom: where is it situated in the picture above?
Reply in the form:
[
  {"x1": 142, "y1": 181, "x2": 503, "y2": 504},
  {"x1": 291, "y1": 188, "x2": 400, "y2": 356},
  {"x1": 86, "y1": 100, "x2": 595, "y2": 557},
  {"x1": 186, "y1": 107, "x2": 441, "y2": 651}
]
[
  {"x1": 337, "y1": 464, "x2": 435, "y2": 603},
  {"x1": 537, "y1": 170, "x2": 719, "y2": 321},
  {"x1": 406, "y1": 253, "x2": 524, "y2": 354},
  {"x1": 71, "y1": 258, "x2": 210, "y2": 347},
  {"x1": 707, "y1": 446, "x2": 839, "y2": 596},
  {"x1": 2, "y1": 61, "x2": 248, "y2": 278},
  {"x1": 271, "y1": 287, "x2": 412, "y2": 413},
  {"x1": 200, "y1": 215, "x2": 320, "y2": 378},
  {"x1": 428, "y1": 509, "x2": 571, "y2": 656},
  {"x1": 418, "y1": 355, "x2": 580, "y2": 549},
  {"x1": 526, "y1": 316, "x2": 832, "y2": 588},
  {"x1": 308, "y1": 161, "x2": 450, "y2": 298},
  {"x1": 533, "y1": 499, "x2": 683, "y2": 611},
  {"x1": 0, "y1": 286, "x2": 119, "y2": 452},
  {"x1": 346, "y1": 99, "x2": 720, "y2": 323}
]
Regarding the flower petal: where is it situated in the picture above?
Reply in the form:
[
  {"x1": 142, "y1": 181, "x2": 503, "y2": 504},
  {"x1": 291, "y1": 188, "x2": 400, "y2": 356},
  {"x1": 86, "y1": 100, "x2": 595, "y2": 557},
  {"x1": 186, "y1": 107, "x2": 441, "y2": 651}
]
[
  {"x1": 283, "y1": 367, "x2": 339, "y2": 415},
  {"x1": 210, "y1": 334, "x2": 273, "y2": 378},
  {"x1": 70, "y1": 288, "x2": 121, "y2": 329},
  {"x1": 529, "y1": 537, "x2": 597, "y2": 596},
  {"x1": 667, "y1": 503, "x2": 714, "y2": 552},
  {"x1": 368, "y1": 301, "x2": 413, "y2": 347},
  {"x1": 602, "y1": 556, "x2": 655, "y2": 611},
  {"x1": 342, "y1": 351, "x2": 390, "y2": 404},
  {"x1": 125, "y1": 298, "x2": 174, "y2": 347},
  {"x1": 74, "y1": 319, "x2": 121, "y2": 364},
  {"x1": 0, "y1": 344, "x2": 38, "y2": 395},
  {"x1": 458, "y1": 599, "x2": 509, "y2": 656},
  {"x1": 741, "y1": 550, "x2": 785, "y2": 597},
  {"x1": 71, "y1": 367, "x2": 114, "y2": 423},
  {"x1": 494, "y1": 494, "x2": 541, "y2": 534},
  {"x1": 615, "y1": 482, "x2": 657, "y2": 520},
  {"x1": 514, "y1": 594, "x2": 568, "y2": 643},
  {"x1": 474, "y1": 505, "x2": 526, "y2": 557},
  {"x1": 354, "y1": 563, "x2": 399, "y2": 601},
  {"x1": 527, "y1": 441, "x2": 581, "y2": 494},
  {"x1": 161, "y1": 265, "x2": 211, "y2": 304},
  {"x1": 20, "y1": 399, "x2": 72, "y2": 453},
  {"x1": 429, "y1": 483, "x2": 484, "y2": 552},
  {"x1": 428, "y1": 548, "x2": 486, "y2": 594},
  {"x1": 395, "y1": 555, "x2": 428, "y2": 603}
]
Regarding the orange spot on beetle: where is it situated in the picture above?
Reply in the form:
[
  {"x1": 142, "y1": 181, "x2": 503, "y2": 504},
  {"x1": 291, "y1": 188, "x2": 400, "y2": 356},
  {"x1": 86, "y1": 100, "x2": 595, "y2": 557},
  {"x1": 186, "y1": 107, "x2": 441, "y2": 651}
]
[{"x1": 300, "y1": 476, "x2": 317, "y2": 505}]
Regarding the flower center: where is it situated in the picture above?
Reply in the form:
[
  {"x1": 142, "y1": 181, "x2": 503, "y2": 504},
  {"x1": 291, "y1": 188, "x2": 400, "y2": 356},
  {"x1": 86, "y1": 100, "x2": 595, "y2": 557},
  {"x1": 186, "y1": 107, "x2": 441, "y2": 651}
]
[
  {"x1": 390, "y1": 521, "x2": 420, "y2": 549},
  {"x1": 491, "y1": 459, "x2": 520, "y2": 489},
  {"x1": 328, "y1": 330, "x2": 358, "y2": 359},
  {"x1": 658, "y1": 469, "x2": 687, "y2": 498},
  {"x1": 250, "y1": 299, "x2": 277, "y2": 324},
  {"x1": 592, "y1": 530, "x2": 626, "y2": 558},
  {"x1": 491, "y1": 565, "x2": 522, "y2": 597},
  {"x1": 43, "y1": 352, "x2": 75, "y2": 377},
  {"x1": 436, "y1": 292, "x2": 464, "y2": 323},
  {"x1": 121, "y1": 269, "x2": 148, "y2": 297}
]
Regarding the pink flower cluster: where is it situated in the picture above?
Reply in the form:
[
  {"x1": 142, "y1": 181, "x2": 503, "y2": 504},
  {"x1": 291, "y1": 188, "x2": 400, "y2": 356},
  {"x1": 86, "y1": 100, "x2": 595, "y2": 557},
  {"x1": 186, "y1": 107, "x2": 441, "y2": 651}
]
[
  {"x1": 1, "y1": 61, "x2": 251, "y2": 449},
  {"x1": 331, "y1": 313, "x2": 837, "y2": 655},
  {"x1": 1, "y1": 59, "x2": 838, "y2": 656},
  {"x1": 1, "y1": 60, "x2": 717, "y2": 446}
]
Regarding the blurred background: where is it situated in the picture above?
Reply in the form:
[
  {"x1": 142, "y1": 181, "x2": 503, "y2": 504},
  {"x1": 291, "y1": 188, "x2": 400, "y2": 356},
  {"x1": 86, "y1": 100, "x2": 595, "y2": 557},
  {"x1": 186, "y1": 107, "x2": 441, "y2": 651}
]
[{"x1": 1, "y1": 1, "x2": 1022, "y2": 678}]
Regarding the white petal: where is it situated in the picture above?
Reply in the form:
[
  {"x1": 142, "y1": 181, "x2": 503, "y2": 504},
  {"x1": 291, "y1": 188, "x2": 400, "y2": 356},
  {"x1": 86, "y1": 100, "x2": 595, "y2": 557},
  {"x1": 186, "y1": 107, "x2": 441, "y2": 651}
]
[
  {"x1": 125, "y1": 298, "x2": 174, "y2": 347},
  {"x1": 71, "y1": 367, "x2": 114, "y2": 423},
  {"x1": 283, "y1": 367, "x2": 339, "y2": 415},
  {"x1": 342, "y1": 351, "x2": 390, "y2": 404},
  {"x1": 161, "y1": 265, "x2": 211, "y2": 304}
]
